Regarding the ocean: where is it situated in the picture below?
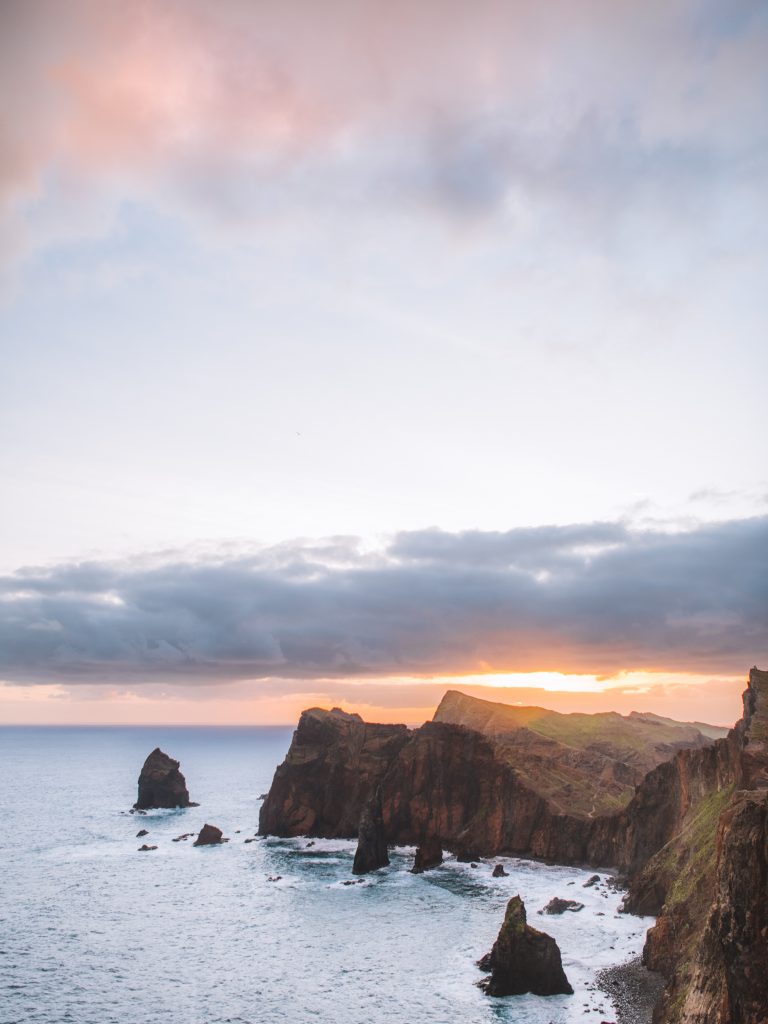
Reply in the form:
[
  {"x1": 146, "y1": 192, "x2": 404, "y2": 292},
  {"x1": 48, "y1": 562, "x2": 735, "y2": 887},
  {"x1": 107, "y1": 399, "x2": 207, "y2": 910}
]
[{"x1": 1, "y1": 726, "x2": 654, "y2": 1024}]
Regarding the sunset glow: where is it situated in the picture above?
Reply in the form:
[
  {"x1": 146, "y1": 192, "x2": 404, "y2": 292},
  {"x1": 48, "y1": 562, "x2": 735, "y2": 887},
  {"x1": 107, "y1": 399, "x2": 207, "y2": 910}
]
[{"x1": 0, "y1": 668, "x2": 745, "y2": 729}]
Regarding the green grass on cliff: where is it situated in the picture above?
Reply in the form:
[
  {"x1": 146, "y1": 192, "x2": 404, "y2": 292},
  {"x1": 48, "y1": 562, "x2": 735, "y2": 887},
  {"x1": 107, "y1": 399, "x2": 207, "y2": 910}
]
[
  {"x1": 491, "y1": 747, "x2": 635, "y2": 817},
  {"x1": 435, "y1": 690, "x2": 719, "y2": 765},
  {"x1": 643, "y1": 784, "x2": 735, "y2": 1023},
  {"x1": 433, "y1": 689, "x2": 722, "y2": 818},
  {"x1": 662, "y1": 785, "x2": 734, "y2": 911}
]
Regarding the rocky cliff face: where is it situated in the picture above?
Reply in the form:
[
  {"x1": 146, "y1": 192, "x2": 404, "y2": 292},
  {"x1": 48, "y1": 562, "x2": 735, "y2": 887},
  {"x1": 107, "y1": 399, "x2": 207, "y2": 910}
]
[
  {"x1": 624, "y1": 667, "x2": 768, "y2": 1024},
  {"x1": 260, "y1": 715, "x2": 597, "y2": 861},
  {"x1": 381, "y1": 721, "x2": 596, "y2": 861},
  {"x1": 588, "y1": 730, "x2": 743, "y2": 879},
  {"x1": 258, "y1": 707, "x2": 409, "y2": 837},
  {"x1": 259, "y1": 697, "x2": 723, "y2": 866}
]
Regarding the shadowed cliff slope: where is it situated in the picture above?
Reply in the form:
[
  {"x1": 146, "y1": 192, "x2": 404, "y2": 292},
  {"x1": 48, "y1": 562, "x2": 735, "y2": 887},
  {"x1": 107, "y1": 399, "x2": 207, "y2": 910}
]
[{"x1": 259, "y1": 707, "x2": 409, "y2": 837}]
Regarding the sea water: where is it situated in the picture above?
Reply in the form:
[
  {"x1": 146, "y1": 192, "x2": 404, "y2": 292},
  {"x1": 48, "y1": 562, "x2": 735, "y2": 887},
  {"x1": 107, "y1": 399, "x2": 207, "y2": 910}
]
[{"x1": 0, "y1": 727, "x2": 654, "y2": 1024}]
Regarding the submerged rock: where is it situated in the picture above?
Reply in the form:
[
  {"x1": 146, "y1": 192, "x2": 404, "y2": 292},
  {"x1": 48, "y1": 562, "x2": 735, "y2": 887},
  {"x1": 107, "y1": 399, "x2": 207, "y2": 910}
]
[
  {"x1": 584, "y1": 874, "x2": 601, "y2": 888},
  {"x1": 492, "y1": 863, "x2": 508, "y2": 877},
  {"x1": 134, "y1": 748, "x2": 192, "y2": 810},
  {"x1": 478, "y1": 895, "x2": 573, "y2": 997},
  {"x1": 193, "y1": 824, "x2": 223, "y2": 847},
  {"x1": 411, "y1": 836, "x2": 443, "y2": 874},
  {"x1": 138, "y1": 844, "x2": 157, "y2": 852},
  {"x1": 352, "y1": 786, "x2": 389, "y2": 875},
  {"x1": 136, "y1": 829, "x2": 149, "y2": 838},
  {"x1": 544, "y1": 897, "x2": 584, "y2": 914}
]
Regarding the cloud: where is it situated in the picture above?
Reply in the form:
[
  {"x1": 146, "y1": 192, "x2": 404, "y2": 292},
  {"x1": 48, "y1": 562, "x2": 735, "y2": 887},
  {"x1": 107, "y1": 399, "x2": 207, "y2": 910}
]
[
  {"x1": 2, "y1": 0, "x2": 767, "y2": 262},
  {"x1": 1, "y1": 516, "x2": 765, "y2": 683}
]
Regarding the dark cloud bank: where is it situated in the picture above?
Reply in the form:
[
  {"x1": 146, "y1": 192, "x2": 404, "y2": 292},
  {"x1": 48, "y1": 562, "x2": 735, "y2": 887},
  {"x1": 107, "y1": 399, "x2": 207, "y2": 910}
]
[{"x1": 1, "y1": 518, "x2": 765, "y2": 684}]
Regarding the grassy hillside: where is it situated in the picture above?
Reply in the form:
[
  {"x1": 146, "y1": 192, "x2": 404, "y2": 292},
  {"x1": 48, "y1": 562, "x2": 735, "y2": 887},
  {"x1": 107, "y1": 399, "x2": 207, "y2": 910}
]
[{"x1": 433, "y1": 689, "x2": 721, "y2": 818}]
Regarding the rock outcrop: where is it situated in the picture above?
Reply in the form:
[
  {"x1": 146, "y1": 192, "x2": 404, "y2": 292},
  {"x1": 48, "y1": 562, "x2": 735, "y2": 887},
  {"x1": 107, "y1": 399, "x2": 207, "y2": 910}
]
[
  {"x1": 134, "y1": 748, "x2": 191, "y2": 810},
  {"x1": 259, "y1": 708, "x2": 409, "y2": 837},
  {"x1": 477, "y1": 895, "x2": 573, "y2": 997},
  {"x1": 352, "y1": 787, "x2": 389, "y2": 875},
  {"x1": 410, "y1": 836, "x2": 443, "y2": 874},
  {"x1": 543, "y1": 898, "x2": 584, "y2": 914},
  {"x1": 193, "y1": 823, "x2": 223, "y2": 846}
]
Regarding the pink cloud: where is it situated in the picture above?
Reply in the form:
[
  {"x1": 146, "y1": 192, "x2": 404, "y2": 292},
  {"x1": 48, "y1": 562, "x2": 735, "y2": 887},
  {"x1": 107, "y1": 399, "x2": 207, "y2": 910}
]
[{"x1": 2, "y1": 0, "x2": 766, "y2": 258}]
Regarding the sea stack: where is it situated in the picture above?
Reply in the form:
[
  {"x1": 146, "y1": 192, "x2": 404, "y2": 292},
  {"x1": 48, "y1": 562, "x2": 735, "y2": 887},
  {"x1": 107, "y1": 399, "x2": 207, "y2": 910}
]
[
  {"x1": 134, "y1": 748, "x2": 191, "y2": 810},
  {"x1": 410, "y1": 836, "x2": 443, "y2": 874},
  {"x1": 352, "y1": 787, "x2": 389, "y2": 875},
  {"x1": 478, "y1": 895, "x2": 573, "y2": 997}
]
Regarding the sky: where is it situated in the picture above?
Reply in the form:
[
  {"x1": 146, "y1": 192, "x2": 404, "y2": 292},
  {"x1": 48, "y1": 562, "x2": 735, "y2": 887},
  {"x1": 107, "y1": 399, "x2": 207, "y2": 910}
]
[{"x1": 0, "y1": 0, "x2": 766, "y2": 725}]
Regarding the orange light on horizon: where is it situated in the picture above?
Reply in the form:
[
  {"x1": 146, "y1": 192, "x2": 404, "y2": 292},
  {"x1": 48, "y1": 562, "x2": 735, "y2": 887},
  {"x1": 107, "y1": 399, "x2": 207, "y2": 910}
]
[
  {"x1": 0, "y1": 670, "x2": 747, "y2": 729},
  {"x1": 452, "y1": 671, "x2": 606, "y2": 693}
]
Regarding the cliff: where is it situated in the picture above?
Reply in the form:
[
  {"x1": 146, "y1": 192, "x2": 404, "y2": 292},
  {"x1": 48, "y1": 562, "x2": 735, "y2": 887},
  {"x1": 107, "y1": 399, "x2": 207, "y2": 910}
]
[
  {"x1": 259, "y1": 692, "x2": 723, "y2": 860},
  {"x1": 258, "y1": 707, "x2": 410, "y2": 837},
  {"x1": 259, "y1": 714, "x2": 599, "y2": 860},
  {"x1": 623, "y1": 667, "x2": 768, "y2": 1024},
  {"x1": 435, "y1": 690, "x2": 723, "y2": 817}
]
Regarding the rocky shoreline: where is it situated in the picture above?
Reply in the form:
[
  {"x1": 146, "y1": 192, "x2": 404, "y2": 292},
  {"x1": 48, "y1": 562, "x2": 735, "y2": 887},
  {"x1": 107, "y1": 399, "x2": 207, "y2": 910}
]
[{"x1": 596, "y1": 958, "x2": 665, "y2": 1024}]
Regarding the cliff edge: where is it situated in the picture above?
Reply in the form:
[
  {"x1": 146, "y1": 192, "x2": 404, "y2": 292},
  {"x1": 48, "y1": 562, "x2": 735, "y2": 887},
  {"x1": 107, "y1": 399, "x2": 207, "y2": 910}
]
[{"x1": 626, "y1": 667, "x2": 768, "y2": 1024}]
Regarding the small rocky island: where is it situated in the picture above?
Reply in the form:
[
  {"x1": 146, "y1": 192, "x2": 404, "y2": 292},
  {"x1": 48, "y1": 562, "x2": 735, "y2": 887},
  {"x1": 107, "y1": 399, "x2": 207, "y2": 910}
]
[
  {"x1": 134, "y1": 748, "x2": 193, "y2": 810},
  {"x1": 478, "y1": 895, "x2": 573, "y2": 996},
  {"x1": 193, "y1": 824, "x2": 223, "y2": 846}
]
